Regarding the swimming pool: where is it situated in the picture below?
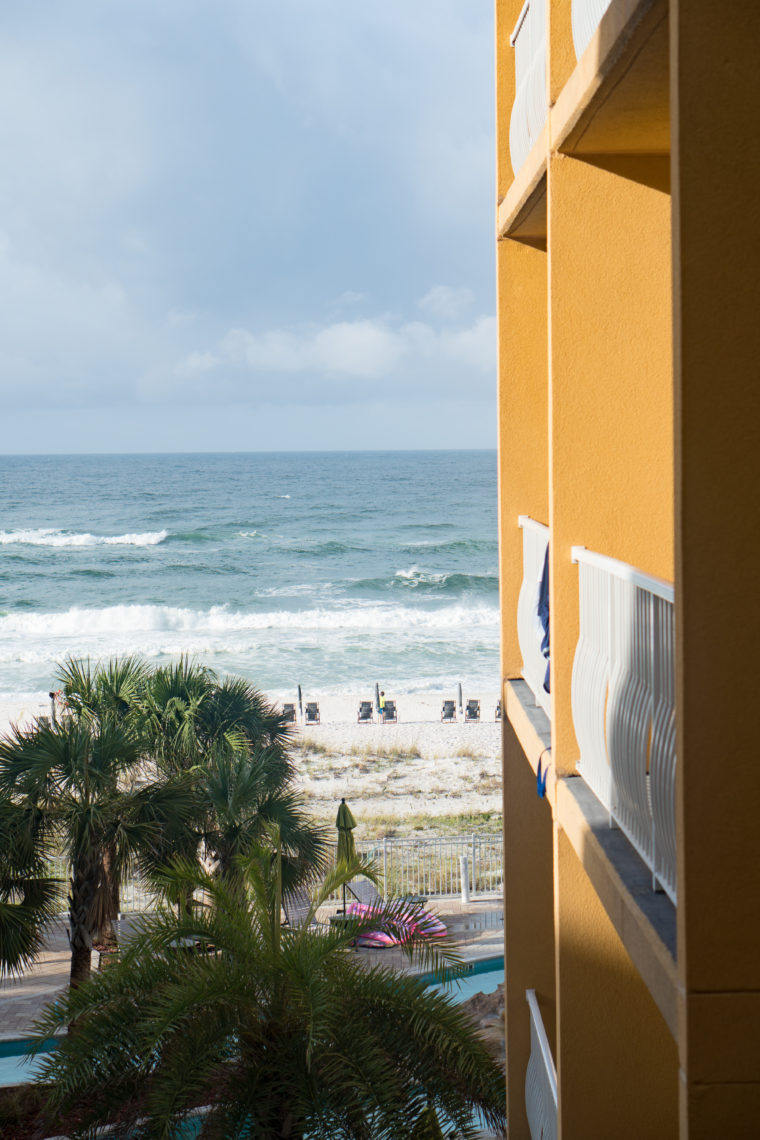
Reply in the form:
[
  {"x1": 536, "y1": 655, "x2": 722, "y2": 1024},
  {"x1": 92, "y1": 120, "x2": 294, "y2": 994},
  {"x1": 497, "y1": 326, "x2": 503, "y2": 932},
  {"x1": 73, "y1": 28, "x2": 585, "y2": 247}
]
[
  {"x1": 0, "y1": 957, "x2": 505, "y2": 1089},
  {"x1": 0, "y1": 1036, "x2": 57, "y2": 1088},
  {"x1": 423, "y1": 954, "x2": 504, "y2": 1004}
]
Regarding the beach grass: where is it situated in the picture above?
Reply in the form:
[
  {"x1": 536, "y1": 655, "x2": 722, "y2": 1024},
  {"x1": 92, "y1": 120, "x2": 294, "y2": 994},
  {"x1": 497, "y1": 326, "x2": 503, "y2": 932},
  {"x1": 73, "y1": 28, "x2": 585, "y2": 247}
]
[{"x1": 322, "y1": 810, "x2": 502, "y2": 840}]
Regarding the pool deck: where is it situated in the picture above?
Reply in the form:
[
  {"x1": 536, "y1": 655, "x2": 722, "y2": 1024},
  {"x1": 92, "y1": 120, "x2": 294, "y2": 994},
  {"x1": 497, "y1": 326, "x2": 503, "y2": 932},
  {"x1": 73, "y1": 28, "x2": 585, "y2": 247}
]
[{"x1": 0, "y1": 896, "x2": 503, "y2": 1041}]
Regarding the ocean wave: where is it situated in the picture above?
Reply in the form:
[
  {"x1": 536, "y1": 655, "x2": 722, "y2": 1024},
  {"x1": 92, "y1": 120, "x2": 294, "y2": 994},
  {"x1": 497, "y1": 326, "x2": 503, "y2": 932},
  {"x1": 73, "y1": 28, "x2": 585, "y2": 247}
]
[
  {"x1": 346, "y1": 566, "x2": 498, "y2": 595},
  {"x1": 399, "y1": 539, "x2": 497, "y2": 555},
  {"x1": 0, "y1": 600, "x2": 499, "y2": 644},
  {"x1": 163, "y1": 531, "x2": 216, "y2": 544},
  {"x1": 0, "y1": 528, "x2": 168, "y2": 548},
  {"x1": 283, "y1": 540, "x2": 369, "y2": 556}
]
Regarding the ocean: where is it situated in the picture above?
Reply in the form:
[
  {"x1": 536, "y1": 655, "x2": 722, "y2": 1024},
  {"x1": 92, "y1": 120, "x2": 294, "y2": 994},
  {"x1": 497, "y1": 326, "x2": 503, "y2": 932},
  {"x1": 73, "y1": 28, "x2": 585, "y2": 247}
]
[{"x1": 0, "y1": 451, "x2": 499, "y2": 702}]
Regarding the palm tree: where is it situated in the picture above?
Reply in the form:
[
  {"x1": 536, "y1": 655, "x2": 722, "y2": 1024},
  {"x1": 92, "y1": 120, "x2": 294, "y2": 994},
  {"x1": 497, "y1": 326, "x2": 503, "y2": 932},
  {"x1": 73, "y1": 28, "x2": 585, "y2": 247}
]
[
  {"x1": 0, "y1": 715, "x2": 195, "y2": 987},
  {"x1": 57, "y1": 656, "x2": 153, "y2": 945},
  {"x1": 0, "y1": 799, "x2": 60, "y2": 977},
  {"x1": 33, "y1": 850, "x2": 506, "y2": 1139},
  {"x1": 134, "y1": 660, "x2": 327, "y2": 890}
]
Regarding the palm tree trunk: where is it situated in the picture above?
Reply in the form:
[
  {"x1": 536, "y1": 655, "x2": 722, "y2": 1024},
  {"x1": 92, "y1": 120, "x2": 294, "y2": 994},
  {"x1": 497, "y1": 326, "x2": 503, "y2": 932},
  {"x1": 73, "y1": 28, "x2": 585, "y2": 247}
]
[
  {"x1": 96, "y1": 843, "x2": 120, "y2": 949},
  {"x1": 69, "y1": 853, "x2": 100, "y2": 988}
]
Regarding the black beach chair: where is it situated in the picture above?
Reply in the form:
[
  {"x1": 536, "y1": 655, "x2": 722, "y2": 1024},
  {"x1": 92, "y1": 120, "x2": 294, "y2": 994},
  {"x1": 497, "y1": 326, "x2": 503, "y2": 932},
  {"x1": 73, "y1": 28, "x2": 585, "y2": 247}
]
[
  {"x1": 495, "y1": 700, "x2": 502, "y2": 721},
  {"x1": 382, "y1": 700, "x2": 398, "y2": 723},
  {"x1": 465, "y1": 699, "x2": 480, "y2": 722},
  {"x1": 357, "y1": 700, "x2": 374, "y2": 723},
  {"x1": 441, "y1": 699, "x2": 456, "y2": 722},
  {"x1": 348, "y1": 878, "x2": 428, "y2": 907},
  {"x1": 282, "y1": 884, "x2": 326, "y2": 932},
  {"x1": 305, "y1": 702, "x2": 320, "y2": 725},
  {"x1": 282, "y1": 703, "x2": 296, "y2": 724}
]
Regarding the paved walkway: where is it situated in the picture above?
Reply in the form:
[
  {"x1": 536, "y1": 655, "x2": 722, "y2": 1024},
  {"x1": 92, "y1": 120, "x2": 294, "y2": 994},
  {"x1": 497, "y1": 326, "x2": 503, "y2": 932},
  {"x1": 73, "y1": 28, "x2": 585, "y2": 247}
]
[{"x1": 0, "y1": 897, "x2": 503, "y2": 1041}]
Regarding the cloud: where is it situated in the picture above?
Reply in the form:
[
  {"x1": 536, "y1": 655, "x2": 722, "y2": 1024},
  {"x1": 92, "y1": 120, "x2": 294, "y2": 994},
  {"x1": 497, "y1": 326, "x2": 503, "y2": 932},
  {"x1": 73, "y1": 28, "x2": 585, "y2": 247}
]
[
  {"x1": 171, "y1": 310, "x2": 496, "y2": 402},
  {"x1": 418, "y1": 285, "x2": 476, "y2": 322}
]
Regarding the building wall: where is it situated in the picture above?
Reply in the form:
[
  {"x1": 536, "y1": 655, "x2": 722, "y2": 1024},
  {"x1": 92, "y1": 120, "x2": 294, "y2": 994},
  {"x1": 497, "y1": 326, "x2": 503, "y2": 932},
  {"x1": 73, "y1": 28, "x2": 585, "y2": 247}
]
[
  {"x1": 495, "y1": 0, "x2": 760, "y2": 1134},
  {"x1": 548, "y1": 151, "x2": 673, "y2": 767}
]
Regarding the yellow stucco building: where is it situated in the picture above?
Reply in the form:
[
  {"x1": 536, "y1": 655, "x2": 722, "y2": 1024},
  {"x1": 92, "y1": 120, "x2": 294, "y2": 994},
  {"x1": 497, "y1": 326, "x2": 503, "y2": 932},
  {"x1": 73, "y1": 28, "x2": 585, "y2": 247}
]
[{"x1": 496, "y1": 0, "x2": 760, "y2": 1135}]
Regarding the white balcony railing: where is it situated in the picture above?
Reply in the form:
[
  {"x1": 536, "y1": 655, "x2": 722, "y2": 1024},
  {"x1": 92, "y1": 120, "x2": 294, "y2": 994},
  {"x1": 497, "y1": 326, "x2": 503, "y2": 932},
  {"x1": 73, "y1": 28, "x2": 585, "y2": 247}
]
[
  {"x1": 517, "y1": 517, "x2": 551, "y2": 717},
  {"x1": 571, "y1": 547, "x2": 677, "y2": 903},
  {"x1": 525, "y1": 989, "x2": 557, "y2": 1140},
  {"x1": 571, "y1": 0, "x2": 614, "y2": 58},
  {"x1": 509, "y1": 0, "x2": 547, "y2": 175}
]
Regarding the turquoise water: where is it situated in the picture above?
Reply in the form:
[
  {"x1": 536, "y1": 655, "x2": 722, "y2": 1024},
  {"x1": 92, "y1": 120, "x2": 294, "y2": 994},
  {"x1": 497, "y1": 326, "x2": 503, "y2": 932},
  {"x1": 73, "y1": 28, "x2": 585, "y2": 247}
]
[
  {"x1": 0, "y1": 451, "x2": 498, "y2": 700},
  {"x1": 0, "y1": 959, "x2": 505, "y2": 1089},
  {"x1": 424, "y1": 954, "x2": 504, "y2": 1003}
]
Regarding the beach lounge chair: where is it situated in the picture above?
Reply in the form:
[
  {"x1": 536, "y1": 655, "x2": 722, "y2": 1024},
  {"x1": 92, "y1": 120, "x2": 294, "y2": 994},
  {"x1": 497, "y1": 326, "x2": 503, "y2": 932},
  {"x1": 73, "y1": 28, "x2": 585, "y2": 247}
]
[
  {"x1": 495, "y1": 700, "x2": 502, "y2": 721},
  {"x1": 348, "y1": 878, "x2": 428, "y2": 908},
  {"x1": 305, "y1": 702, "x2": 320, "y2": 725},
  {"x1": 465, "y1": 699, "x2": 480, "y2": 722},
  {"x1": 382, "y1": 700, "x2": 397, "y2": 723},
  {"x1": 441, "y1": 699, "x2": 456, "y2": 722},
  {"x1": 282, "y1": 884, "x2": 325, "y2": 932},
  {"x1": 357, "y1": 700, "x2": 373, "y2": 723},
  {"x1": 282, "y1": 703, "x2": 296, "y2": 724}
]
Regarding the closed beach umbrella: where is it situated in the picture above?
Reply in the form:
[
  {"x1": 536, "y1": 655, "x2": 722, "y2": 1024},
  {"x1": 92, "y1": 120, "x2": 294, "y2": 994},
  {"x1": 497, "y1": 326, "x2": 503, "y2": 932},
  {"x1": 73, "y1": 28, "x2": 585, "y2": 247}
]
[
  {"x1": 297, "y1": 684, "x2": 303, "y2": 720},
  {"x1": 375, "y1": 682, "x2": 380, "y2": 713},
  {"x1": 336, "y1": 797, "x2": 357, "y2": 913}
]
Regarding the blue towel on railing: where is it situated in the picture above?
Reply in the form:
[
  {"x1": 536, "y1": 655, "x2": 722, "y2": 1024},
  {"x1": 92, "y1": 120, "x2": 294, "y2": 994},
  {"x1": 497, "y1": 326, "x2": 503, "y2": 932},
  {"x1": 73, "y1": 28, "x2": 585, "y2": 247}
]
[{"x1": 538, "y1": 547, "x2": 550, "y2": 693}]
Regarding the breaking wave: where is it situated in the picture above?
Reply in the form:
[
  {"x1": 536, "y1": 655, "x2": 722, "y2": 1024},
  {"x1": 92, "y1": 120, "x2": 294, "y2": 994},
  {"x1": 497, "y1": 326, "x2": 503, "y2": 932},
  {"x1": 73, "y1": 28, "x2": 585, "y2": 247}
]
[{"x1": 0, "y1": 528, "x2": 168, "y2": 548}]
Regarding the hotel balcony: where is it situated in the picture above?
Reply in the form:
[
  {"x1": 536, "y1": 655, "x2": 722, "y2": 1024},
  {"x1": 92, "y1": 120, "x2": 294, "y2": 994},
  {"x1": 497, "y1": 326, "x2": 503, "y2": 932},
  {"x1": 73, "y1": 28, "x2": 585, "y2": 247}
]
[
  {"x1": 571, "y1": 546, "x2": 676, "y2": 903},
  {"x1": 508, "y1": 525, "x2": 678, "y2": 1038},
  {"x1": 517, "y1": 517, "x2": 551, "y2": 718}
]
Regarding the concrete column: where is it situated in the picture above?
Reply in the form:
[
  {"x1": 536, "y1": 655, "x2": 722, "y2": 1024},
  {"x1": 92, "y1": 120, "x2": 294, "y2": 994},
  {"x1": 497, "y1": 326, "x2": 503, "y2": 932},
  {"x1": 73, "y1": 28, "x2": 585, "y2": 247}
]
[{"x1": 671, "y1": 1, "x2": 760, "y2": 1132}]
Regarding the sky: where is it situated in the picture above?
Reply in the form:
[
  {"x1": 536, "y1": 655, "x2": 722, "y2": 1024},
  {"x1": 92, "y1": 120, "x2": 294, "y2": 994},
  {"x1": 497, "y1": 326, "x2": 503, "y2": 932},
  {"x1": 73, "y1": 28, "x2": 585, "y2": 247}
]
[{"x1": 0, "y1": 1, "x2": 496, "y2": 453}]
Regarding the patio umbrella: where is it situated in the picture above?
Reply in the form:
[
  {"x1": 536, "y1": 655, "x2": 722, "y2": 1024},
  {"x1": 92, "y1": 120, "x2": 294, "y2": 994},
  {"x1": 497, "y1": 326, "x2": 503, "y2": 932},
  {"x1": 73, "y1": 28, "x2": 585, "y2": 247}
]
[{"x1": 336, "y1": 797, "x2": 357, "y2": 914}]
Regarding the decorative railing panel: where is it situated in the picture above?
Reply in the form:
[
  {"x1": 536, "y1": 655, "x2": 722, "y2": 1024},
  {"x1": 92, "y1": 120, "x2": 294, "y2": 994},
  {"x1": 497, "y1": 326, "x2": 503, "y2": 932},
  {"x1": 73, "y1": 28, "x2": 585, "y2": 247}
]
[
  {"x1": 525, "y1": 988, "x2": 557, "y2": 1140},
  {"x1": 517, "y1": 516, "x2": 551, "y2": 717},
  {"x1": 571, "y1": 547, "x2": 677, "y2": 902},
  {"x1": 509, "y1": 0, "x2": 547, "y2": 175},
  {"x1": 572, "y1": 0, "x2": 614, "y2": 59}
]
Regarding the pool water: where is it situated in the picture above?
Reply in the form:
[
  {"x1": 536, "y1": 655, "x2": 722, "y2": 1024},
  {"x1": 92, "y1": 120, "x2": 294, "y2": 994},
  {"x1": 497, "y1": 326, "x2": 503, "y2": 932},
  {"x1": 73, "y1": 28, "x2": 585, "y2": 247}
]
[
  {"x1": 423, "y1": 955, "x2": 504, "y2": 1004},
  {"x1": 0, "y1": 958, "x2": 505, "y2": 1089},
  {"x1": 0, "y1": 1037, "x2": 57, "y2": 1088}
]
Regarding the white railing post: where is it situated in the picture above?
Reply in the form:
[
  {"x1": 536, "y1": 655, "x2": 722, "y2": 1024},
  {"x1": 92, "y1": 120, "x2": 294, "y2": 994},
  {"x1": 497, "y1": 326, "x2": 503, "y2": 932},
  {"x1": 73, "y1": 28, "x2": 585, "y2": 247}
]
[
  {"x1": 525, "y1": 989, "x2": 557, "y2": 1140},
  {"x1": 571, "y1": 547, "x2": 677, "y2": 904},
  {"x1": 459, "y1": 856, "x2": 470, "y2": 904},
  {"x1": 382, "y1": 836, "x2": 388, "y2": 900}
]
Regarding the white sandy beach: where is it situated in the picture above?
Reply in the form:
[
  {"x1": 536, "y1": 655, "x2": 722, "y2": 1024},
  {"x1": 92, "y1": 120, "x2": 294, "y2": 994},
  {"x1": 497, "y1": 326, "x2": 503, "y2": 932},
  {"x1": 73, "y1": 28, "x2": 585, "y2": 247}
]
[
  {"x1": 281, "y1": 691, "x2": 502, "y2": 832},
  {"x1": 0, "y1": 689, "x2": 504, "y2": 835}
]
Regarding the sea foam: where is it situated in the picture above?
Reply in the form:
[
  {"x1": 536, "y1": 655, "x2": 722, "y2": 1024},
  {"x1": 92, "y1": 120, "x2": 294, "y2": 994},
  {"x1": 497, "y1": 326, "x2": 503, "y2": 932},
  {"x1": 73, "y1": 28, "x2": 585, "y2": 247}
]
[
  {"x1": 0, "y1": 600, "x2": 498, "y2": 640},
  {"x1": 0, "y1": 528, "x2": 168, "y2": 548}
]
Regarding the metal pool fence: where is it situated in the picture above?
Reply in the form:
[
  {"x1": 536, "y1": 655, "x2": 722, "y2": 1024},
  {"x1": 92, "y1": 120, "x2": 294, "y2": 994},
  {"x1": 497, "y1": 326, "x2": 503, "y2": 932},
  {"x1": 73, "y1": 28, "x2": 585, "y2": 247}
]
[
  {"x1": 345, "y1": 834, "x2": 503, "y2": 900},
  {"x1": 44, "y1": 856, "x2": 161, "y2": 915},
  {"x1": 44, "y1": 833, "x2": 503, "y2": 914}
]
